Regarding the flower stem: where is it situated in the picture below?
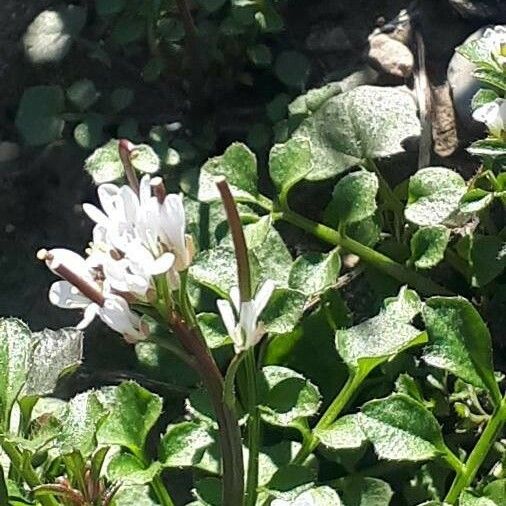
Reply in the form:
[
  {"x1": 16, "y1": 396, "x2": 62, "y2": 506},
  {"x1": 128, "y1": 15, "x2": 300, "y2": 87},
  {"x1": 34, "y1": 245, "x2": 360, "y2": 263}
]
[
  {"x1": 293, "y1": 372, "x2": 364, "y2": 465},
  {"x1": 444, "y1": 397, "x2": 506, "y2": 504},
  {"x1": 151, "y1": 475, "x2": 175, "y2": 506},
  {"x1": 170, "y1": 315, "x2": 245, "y2": 506},
  {"x1": 244, "y1": 349, "x2": 260, "y2": 506},
  {"x1": 216, "y1": 179, "x2": 252, "y2": 301}
]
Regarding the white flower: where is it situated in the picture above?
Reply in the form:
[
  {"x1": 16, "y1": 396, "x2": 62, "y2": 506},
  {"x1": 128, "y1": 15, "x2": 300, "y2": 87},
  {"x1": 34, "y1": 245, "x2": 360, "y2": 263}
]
[
  {"x1": 473, "y1": 98, "x2": 506, "y2": 138},
  {"x1": 217, "y1": 280, "x2": 275, "y2": 353},
  {"x1": 160, "y1": 194, "x2": 193, "y2": 271},
  {"x1": 482, "y1": 25, "x2": 506, "y2": 61},
  {"x1": 41, "y1": 248, "x2": 145, "y2": 342}
]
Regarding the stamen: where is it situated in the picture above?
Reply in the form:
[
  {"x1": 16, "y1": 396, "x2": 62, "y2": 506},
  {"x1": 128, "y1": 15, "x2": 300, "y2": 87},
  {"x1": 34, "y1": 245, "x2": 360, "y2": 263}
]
[
  {"x1": 119, "y1": 139, "x2": 140, "y2": 195},
  {"x1": 150, "y1": 176, "x2": 167, "y2": 204}
]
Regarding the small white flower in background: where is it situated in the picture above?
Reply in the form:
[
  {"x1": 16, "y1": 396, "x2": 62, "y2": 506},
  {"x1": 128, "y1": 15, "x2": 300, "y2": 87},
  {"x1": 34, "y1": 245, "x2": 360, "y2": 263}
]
[
  {"x1": 271, "y1": 491, "x2": 315, "y2": 506},
  {"x1": 473, "y1": 98, "x2": 506, "y2": 139},
  {"x1": 39, "y1": 248, "x2": 145, "y2": 342},
  {"x1": 482, "y1": 25, "x2": 506, "y2": 61},
  {"x1": 217, "y1": 280, "x2": 275, "y2": 353}
]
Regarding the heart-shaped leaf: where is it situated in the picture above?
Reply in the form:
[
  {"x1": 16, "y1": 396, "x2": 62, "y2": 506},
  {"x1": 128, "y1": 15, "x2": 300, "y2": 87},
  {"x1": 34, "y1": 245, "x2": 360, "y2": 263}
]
[
  {"x1": 269, "y1": 137, "x2": 313, "y2": 197},
  {"x1": 335, "y1": 477, "x2": 393, "y2": 506},
  {"x1": 23, "y1": 327, "x2": 83, "y2": 398},
  {"x1": 405, "y1": 167, "x2": 467, "y2": 227},
  {"x1": 262, "y1": 288, "x2": 307, "y2": 335},
  {"x1": 336, "y1": 287, "x2": 426, "y2": 377},
  {"x1": 315, "y1": 414, "x2": 366, "y2": 451},
  {"x1": 160, "y1": 422, "x2": 214, "y2": 468},
  {"x1": 422, "y1": 297, "x2": 501, "y2": 405},
  {"x1": 293, "y1": 86, "x2": 421, "y2": 181},
  {"x1": 96, "y1": 381, "x2": 162, "y2": 458},
  {"x1": 263, "y1": 464, "x2": 315, "y2": 501},
  {"x1": 331, "y1": 170, "x2": 379, "y2": 226},
  {"x1": 289, "y1": 250, "x2": 341, "y2": 296},
  {"x1": 57, "y1": 391, "x2": 107, "y2": 456},
  {"x1": 108, "y1": 453, "x2": 161, "y2": 485},
  {"x1": 258, "y1": 366, "x2": 321, "y2": 428},
  {"x1": 470, "y1": 235, "x2": 506, "y2": 287},
  {"x1": 15, "y1": 86, "x2": 65, "y2": 146},
  {"x1": 409, "y1": 226, "x2": 451, "y2": 270},
  {"x1": 359, "y1": 394, "x2": 449, "y2": 462},
  {"x1": 0, "y1": 319, "x2": 32, "y2": 427},
  {"x1": 198, "y1": 143, "x2": 258, "y2": 203}
]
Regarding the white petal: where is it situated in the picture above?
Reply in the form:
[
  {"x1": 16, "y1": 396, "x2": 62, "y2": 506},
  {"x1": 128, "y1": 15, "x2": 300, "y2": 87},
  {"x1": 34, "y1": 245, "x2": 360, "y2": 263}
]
[
  {"x1": 82, "y1": 203, "x2": 108, "y2": 225},
  {"x1": 98, "y1": 295, "x2": 143, "y2": 340},
  {"x1": 253, "y1": 280, "x2": 275, "y2": 317},
  {"x1": 139, "y1": 175, "x2": 152, "y2": 207},
  {"x1": 46, "y1": 249, "x2": 92, "y2": 282},
  {"x1": 150, "y1": 252, "x2": 175, "y2": 275},
  {"x1": 49, "y1": 281, "x2": 89, "y2": 309},
  {"x1": 229, "y1": 286, "x2": 241, "y2": 312},
  {"x1": 119, "y1": 186, "x2": 139, "y2": 225},
  {"x1": 161, "y1": 194, "x2": 186, "y2": 264},
  {"x1": 239, "y1": 300, "x2": 258, "y2": 344},
  {"x1": 217, "y1": 299, "x2": 237, "y2": 339},
  {"x1": 76, "y1": 303, "x2": 99, "y2": 329},
  {"x1": 97, "y1": 183, "x2": 120, "y2": 217}
]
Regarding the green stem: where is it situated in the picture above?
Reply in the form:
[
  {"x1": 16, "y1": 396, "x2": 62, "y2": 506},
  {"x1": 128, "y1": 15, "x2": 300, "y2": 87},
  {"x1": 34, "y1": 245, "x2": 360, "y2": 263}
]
[
  {"x1": 151, "y1": 475, "x2": 175, "y2": 506},
  {"x1": 445, "y1": 397, "x2": 506, "y2": 504},
  {"x1": 279, "y1": 207, "x2": 452, "y2": 296},
  {"x1": 245, "y1": 349, "x2": 261, "y2": 506},
  {"x1": 1, "y1": 440, "x2": 59, "y2": 506},
  {"x1": 364, "y1": 159, "x2": 404, "y2": 216},
  {"x1": 293, "y1": 372, "x2": 364, "y2": 464}
]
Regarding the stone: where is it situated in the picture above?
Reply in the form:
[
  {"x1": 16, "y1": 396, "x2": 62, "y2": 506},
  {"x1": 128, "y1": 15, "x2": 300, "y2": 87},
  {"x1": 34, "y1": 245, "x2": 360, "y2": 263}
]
[
  {"x1": 305, "y1": 24, "x2": 351, "y2": 53},
  {"x1": 368, "y1": 34, "x2": 414, "y2": 78},
  {"x1": 447, "y1": 27, "x2": 487, "y2": 137},
  {"x1": 448, "y1": 0, "x2": 506, "y2": 22}
]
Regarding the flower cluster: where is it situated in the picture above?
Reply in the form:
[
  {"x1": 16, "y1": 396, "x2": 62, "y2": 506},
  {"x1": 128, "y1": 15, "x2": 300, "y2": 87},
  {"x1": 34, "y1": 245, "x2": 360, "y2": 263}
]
[
  {"x1": 482, "y1": 25, "x2": 506, "y2": 64},
  {"x1": 39, "y1": 174, "x2": 193, "y2": 343}
]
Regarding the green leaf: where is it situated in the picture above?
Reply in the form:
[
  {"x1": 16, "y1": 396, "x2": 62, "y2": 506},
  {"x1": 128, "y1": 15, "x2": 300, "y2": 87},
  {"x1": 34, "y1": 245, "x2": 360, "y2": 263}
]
[
  {"x1": 289, "y1": 250, "x2": 341, "y2": 296},
  {"x1": 471, "y1": 89, "x2": 499, "y2": 110},
  {"x1": 263, "y1": 464, "x2": 315, "y2": 501},
  {"x1": 336, "y1": 287, "x2": 426, "y2": 376},
  {"x1": 459, "y1": 491, "x2": 498, "y2": 506},
  {"x1": 271, "y1": 487, "x2": 342, "y2": 505},
  {"x1": 96, "y1": 0, "x2": 126, "y2": 16},
  {"x1": 96, "y1": 381, "x2": 162, "y2": 457},
  {"x1": 248, "y1": 44, "x2": 272, "y2": 67},
  {"x1": 409, "y1": 226, "x2": 451, "y2": 269},
  {"x1": 262, "y1": 288, "x2": 307, "y2": 335},
  {"x1": 193, "y1": 477, "x2": 221, "y2": 506},
  {"x1": 112, "y1": 16, "x2": 145, "y2": 45},
  {"x1": 74, "y1": 114, "x2": 105, "y2": 150},
  {"x1": 111, "y1": 87, "x2": 134, "y2": 112},
  {"x1": 198, "y1": 143, "x2": 258, "y2": 203},
  {"x1": 459, "y1": 189, "x2": 495, "y2": 214},
  {"x1": 108, "y1": 453, "x2": 161, "y2": 485},
  {"x1": 258, "y1": 366, "x2": 321, "y2": 428},
  {"x1": 359, "y1": 393, "x2": 448, "y2": 462},
  {"x1": 405, "y1": 167, "x2": 467, "y2": 226},
  {"x1": 85, "y1": 139, "x2": 123, "y2": 183},
  {"x1": 112, "y1": 485, "x2": 158, "y2": 506},
  {"x1": 23, "y1": 327, "x2": 83, "y2": 398},
  {"x1": 470, "y1": 235, "x2": 506, "y2": 287},
  {"x1": 197, "y1": 313, "x2": 231, "y2": 349},
  {"x1": 483, "y1": 479, "x2": 506, "y2": 504},
  {"x1": 66, "y1": 79, "x2": 99, "y2": 111},
  {"x1": 160, "y1": 422, "x2": 214, "y2": 468},
  {"x1": 468, "y1": 138, "x2": 506, "y2": 157},
  {"x1": 474, "y1": 68, "x2": 506, "y2": 92},
  {"x1": 15, "y1": 86, "x2": 65, "y2": 146},
  {"x1": 331, "y1": 170, "x2": 379, "y2": 225},
  {"x1": 269, "y1": 137, "x2": 313, "y2": 197},
  {"x1": 335, "y1": 477, "x2": 393, "y2": 506},
  {"x1": 23, "y1": 6, "x2": 86, "y2": 63},
  {"x1": 275, "y1": 51, "x2": 311, "y2": 88},
  {"x1": 315, "y1": 414, "x2": 366, "y2": 450},
  {"x1": 58, "y1": 391, "x2": 107, "y2": 456},
  {"x1": 422, "y1": 297, "x2": 501, "y2": 404},
  {"x1": 293, "y1": 85, "x2": 421, "y2": 181},
  {"x1": 0, "y1": 319, "x2": 32, "y2": 427},
  {"x1": 130, "y1": 144, "x2": 160, "y2": 174}
]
